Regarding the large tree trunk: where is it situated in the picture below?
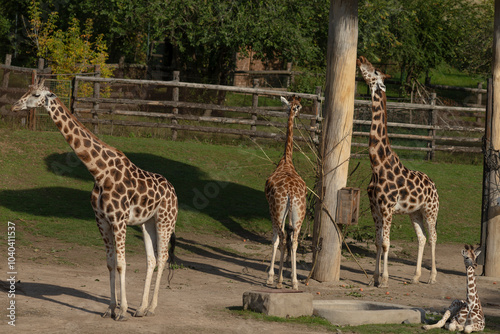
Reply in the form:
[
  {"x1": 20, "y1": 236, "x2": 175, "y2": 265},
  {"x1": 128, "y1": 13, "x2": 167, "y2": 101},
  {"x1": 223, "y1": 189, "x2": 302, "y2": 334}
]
[
  {"x1": 312, "y1": 0, "x2": 358, "y2": 282},
  {"x1": 484, "y1": 0, "x2": 500, "y2": 277}
]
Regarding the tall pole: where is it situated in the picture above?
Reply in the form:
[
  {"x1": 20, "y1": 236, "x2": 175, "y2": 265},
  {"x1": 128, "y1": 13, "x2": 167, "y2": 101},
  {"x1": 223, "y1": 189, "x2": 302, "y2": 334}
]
[
  {"x1": 484, "y1": 0, "x2": 500, "y2": 277},
  {"x1": 312, "y1": 0, "x2": 358, "y2": 282}
]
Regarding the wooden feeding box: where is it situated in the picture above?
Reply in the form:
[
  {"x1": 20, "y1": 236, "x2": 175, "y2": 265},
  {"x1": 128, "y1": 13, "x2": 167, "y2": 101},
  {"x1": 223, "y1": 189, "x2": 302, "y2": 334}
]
[{"x1": 336, "y1": 187, "x2": 361, "y2": 225}]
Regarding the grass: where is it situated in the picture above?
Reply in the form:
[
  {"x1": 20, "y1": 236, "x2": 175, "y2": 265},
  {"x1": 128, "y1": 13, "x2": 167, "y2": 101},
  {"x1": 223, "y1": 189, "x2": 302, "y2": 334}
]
[
  {"x1": 0, "y1": 122, "x2": 487, "y2": 333},
  {"x1": 0, "y1": 126, "x2": 484, "y2": 249},
  {"x1": 230, "y1": 308, "x2": 500, "y2": 333}
]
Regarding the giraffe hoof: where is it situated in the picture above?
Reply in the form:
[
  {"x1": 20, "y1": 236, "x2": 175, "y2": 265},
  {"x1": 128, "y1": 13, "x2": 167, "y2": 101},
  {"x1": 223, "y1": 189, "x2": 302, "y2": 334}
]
[
  {"x1": 145, "y1": 310, "x2": 155, "y2": 317},
  {"x1": 411, "y1": 278, "x2": 420, "y2": 284},
  {"x1": 377, "y1": 281, "x2": 389, "y2": 288},
  {"x1": 133, "y1": 310, "x2": 146, "y2": 317},
  {"x1": 101, "y1": 309, "x2": 115, "y2": 319},
  {"x1": 114, "y1": 314, "x2": 128, "y2": 321}
]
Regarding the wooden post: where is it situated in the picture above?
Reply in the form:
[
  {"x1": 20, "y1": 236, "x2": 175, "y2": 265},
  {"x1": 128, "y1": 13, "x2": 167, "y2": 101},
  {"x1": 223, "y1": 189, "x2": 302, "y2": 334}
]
[
  {"x1": 427, "y1": 93, "x2": 436, "y2": 160},
  {"x1": 476, "y1": 82, "x2": 483, "y2": 124},
  {"x1": 484, "y1": 0, "x2": 500, "y2": 277},
  {"x1": 479, "y1": 78, "x2": 493, "y2": 266},
  {"x1": 28, "y1": 70, "x2": 37, "y2": 130},
  {"x1": 251, "y1": 79, "x2": 259, "y2": 133},
  {"x1": 92, "y1": 65, "x2": 101, "y2": 134},
  {"x1": 477, "y1": 82, "x2": 483, "y2": 106},
  {"x1": 286, "y1": 62, "x2": 293, "y2": 88},
  {"x1": 172, "y1": 71, "x2": 180, "y2": 141},
  {"x1": 2, "y1": 54, "x2": 11, "y2": 88},
  {"x1": 37, "y1": 58, "x2": 44, "y2": 72},
  {"x1": 310, "y1": 86, "x2": 322, "y2": 144},
  {"x1": 70, "y1": 77, "x2": 77, "y2": 113},
  {"x1": 312, "y1": 0, "x2": 358, "y2": 282}
]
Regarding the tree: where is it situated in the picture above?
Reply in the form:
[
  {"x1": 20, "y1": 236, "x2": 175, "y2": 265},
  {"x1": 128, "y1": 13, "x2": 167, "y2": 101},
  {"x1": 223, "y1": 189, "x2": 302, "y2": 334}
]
[
  {"x1": 312, "y1": 0, "x2": 358, "y2": 282},
  {"x1": 160, "y1": 0, "x2": 327, "y2": 85},
  {"x1": 358, "y1": 0, "x2": 494, "y2": 82},
  {"x1": 26, "y1": 0, "x2": 112, "y2": 96}
]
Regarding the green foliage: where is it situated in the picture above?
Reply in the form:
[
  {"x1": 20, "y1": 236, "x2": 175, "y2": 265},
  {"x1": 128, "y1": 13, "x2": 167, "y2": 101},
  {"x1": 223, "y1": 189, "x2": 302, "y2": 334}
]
[
  {"x1": 289, "y1": 68, "x2": 325, "y2": 95},
  {"x1": 26, "y1": 0, "x2": 112, "y2": 94},
  {"x1": 358, "y1": 0, "x2": 494, "y2": 81}
]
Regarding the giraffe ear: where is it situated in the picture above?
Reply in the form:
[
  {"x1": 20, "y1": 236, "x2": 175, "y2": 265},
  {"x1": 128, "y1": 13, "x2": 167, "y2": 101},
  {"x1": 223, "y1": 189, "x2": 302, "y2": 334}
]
[
  {"x1": 280, "y1": 96, "x2": 290, "y2": 106},
  {"x1": 474, "y1": 249, "x2": 481, "y2": 257}
]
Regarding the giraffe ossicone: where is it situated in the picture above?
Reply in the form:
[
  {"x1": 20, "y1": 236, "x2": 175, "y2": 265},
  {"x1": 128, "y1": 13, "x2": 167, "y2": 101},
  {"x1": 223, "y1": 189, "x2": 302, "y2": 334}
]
[
  {"x1": 423, "y1": 244, "x2": 485, "y2": 333},
  {"x1": 264, "y1": 95, "x2": 307, "y2": 290},
  {"x1": 12, "y1": 78, "x2": 178, "y2": 321},
  {"x1": 357, "y1": 56, "x2": 439, "y2": 288}
]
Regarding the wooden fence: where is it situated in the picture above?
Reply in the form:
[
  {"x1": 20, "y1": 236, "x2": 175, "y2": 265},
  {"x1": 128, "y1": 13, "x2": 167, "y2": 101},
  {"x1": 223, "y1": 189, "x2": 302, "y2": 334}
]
[
  {"x1": 0, "y1": 57, "x2": 489, "y2": 160},
  {"x1": 70, "y1": 73, "x2": 323, "y2": 144}
]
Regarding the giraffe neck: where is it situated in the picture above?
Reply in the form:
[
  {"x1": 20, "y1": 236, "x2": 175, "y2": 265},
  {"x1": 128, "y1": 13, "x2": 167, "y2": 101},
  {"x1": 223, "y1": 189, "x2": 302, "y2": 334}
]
[
  {"x1": 45, "y1": 97, "x2": 126, "y2": 180},
  {"x1": 466, "y1": 265, "x2": 478, "y2": 303},
  {"x1": 369, "y1": 87, "x2": 396, "y2": 170},
  {"x1": 282, "y1": 107, "x2": 295, "y2": 164}
]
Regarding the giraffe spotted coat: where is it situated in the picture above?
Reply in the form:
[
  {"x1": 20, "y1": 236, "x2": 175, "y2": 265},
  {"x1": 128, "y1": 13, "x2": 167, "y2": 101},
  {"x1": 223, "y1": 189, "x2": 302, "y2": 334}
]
[
  {"x1": 12, "y1": 79, "x2": 177, "y2": 321},
  {"x1": 357, "y1": 56, "x2": 439, "y2": 288},
  {"x1": 265, "y1": 96, "x2": 307, "y2": 290}
]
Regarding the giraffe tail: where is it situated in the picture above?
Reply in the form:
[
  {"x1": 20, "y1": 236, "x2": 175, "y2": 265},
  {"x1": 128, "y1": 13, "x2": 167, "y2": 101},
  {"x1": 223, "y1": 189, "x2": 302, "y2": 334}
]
[
  {"x1": 166, "y1": 232, "x2": 177, "y2": 287},
  {"x1": 285, "y1": 223, "x2": 293, "y2": 260},
  {"x1": 168, "y1": 232, "x2": 176, "y2": 266},
  {"x1": 284, "y1": 196, "x2": 294, "y2": 261}
]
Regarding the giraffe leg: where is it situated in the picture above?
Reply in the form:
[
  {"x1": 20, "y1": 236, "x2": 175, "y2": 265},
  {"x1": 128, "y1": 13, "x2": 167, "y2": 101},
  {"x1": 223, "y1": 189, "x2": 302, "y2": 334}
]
[
  {"x1": 97, "y1": 220, "x2": 118, "y2": 319},
  {"x1": 425, "y1": 210, "x2": 438, "y2": 284},
  {"x1": 267, "y1": 230, "x2": 279, "y2": 286},
  {"x1": 423, "y1": 309, "x2": 452, "y2": 330},
  {"x1": 134, "y1": 218, "x2": 157, "y2": 317},
  {"x1": 410, "y1": 211, "x2": 426, "y2": 284},
  {"x1": 145, "y1": 205, "x2": 177, "y2": 316},
  {"x1": 423, "y1": 299, "x2": 464, "y2": 330},
  {"x1": 379, "y1": 213, "x2": 393, "y2": 288},
  {"x1": 289, "y1": 203, "x2": 304, "y2": 290},
  {"x1": 276, "y1": 226, "x2": 286, "y2": 289},
  {"x1": 113, "y1": 222, "x2": 129, "y2": 321},
  {"x1": 368, "y1": 198, "x2": 384, "y2": 287}
]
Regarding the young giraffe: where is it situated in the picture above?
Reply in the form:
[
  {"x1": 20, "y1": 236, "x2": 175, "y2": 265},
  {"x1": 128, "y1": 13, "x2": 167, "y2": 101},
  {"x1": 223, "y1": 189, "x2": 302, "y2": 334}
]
[
  {"x1": 423, "y1": 244, "x2": 485, "y2": 333},
  {"x1": 265, "y1": 96, "x2": 307, "y2": 290},
  {"x1": 11, "y1": 79, "x2": 178, "y2": 321},
  {"x1": 356, "y1": 56, "x2": 439, "y2": 288}
]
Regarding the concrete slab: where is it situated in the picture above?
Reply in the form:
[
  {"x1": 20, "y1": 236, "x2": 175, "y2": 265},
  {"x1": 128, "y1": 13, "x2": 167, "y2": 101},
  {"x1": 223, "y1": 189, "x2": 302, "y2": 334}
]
[
  {"x1": 313, "y1": 300, "x2": 425, "y2": 326},
  {"x1": 242, "y1": 289, "x2": 313, "y2": 318}
]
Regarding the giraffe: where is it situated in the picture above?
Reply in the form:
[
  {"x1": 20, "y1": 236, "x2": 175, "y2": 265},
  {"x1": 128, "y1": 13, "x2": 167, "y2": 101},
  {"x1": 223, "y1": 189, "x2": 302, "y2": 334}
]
[
  {"x1": 264, "y1": 96, "x2": 307, "y2": 290},
  {"x1": 11, "y1": 78, "x2": 178, "y2": 321},
  {"x1": 423, "y1": 244, "x2": 485, "y2": 333},
  {"x1": 356, "y1": 56, "x2": 439, "y2": 288}
]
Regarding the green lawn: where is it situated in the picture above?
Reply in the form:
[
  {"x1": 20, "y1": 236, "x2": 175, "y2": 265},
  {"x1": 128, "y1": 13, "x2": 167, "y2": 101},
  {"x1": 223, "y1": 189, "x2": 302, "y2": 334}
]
[{"x1": 0, "y1": 127, "x2": 483, "y2": 249}]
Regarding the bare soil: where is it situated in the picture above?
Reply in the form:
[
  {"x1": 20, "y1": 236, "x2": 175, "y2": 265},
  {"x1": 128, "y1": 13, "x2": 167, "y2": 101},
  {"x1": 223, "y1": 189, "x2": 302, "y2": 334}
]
[{"x1": 2, "y1": 231, "x2": 500, "y2": 333}]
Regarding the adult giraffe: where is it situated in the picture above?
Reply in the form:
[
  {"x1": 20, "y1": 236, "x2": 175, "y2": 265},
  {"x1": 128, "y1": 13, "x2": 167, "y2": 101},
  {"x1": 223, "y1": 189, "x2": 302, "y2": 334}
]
[
  {"x1": 12, "y1": 78, "x2": 177, "y2": 320},
  {"x1": 265, "y1": 96, "x2": 307, "y2": 290},
  {"x1": 357, "y1": 56, "x2": 439, "y2": 288}
]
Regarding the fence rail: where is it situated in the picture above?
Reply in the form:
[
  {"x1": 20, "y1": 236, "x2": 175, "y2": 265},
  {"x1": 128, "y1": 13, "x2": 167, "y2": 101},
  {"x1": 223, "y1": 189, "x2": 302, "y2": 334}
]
[
  {"x1": 71, "y1": 73, "x2": 323, "y2": 144},
  {"x1": 0, "y1": 57, "x2": 489, "y2": 159}
]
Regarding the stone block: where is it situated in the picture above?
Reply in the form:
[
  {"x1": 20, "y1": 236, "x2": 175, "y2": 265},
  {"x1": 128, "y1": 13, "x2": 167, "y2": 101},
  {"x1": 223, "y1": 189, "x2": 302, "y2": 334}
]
[
  {"x1": 313, "y1": 300, "x2": 425, "y2": 326},
  {"x1": 242, "y1": 289, "x2": 313, "y2": 318}
]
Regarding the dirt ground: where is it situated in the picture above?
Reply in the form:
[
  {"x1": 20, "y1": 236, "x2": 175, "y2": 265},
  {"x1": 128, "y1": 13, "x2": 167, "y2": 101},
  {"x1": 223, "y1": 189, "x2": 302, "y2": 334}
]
[{"x1": 2, "y1": 231, "x2": 500, "y2": 334}]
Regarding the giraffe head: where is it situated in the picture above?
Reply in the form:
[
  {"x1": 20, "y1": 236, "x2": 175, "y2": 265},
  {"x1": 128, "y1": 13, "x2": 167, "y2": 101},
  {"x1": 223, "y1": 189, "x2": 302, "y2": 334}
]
[
  {"x1": 11, "y1": 78, "x2": 56, "y2": 112},
  {"x1": 462, "y1": 244, "x2": 481, "y2": 269},
  {"x1": 281, "y1": 95, "x2": 302, "y2": 118},
  {"x1": 356, "y1": 56, "x2": 391, "y2": 95}
]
